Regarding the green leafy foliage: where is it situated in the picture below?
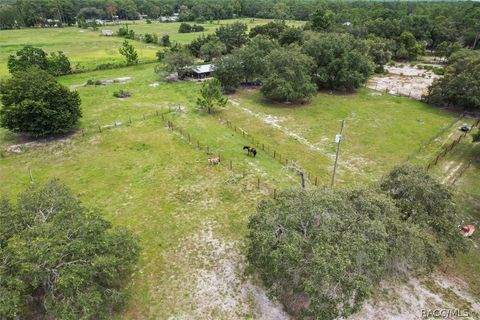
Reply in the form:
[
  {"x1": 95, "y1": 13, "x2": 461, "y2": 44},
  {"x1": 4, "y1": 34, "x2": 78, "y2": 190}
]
[
  {"x1": 380, "y1": 164, "x2": 467, "y2": 255},
  {"x1": 196, "y1": 78, "x2": 227, "y2": 114},
  {"x1": 163, "y1": 48, "x2": 194, "y2": 78},
  {"x1": 0, "y1": 67, "x2": 81, "y2": 137},
  {"x1": 8, "y1": 46, "x2": 72, "y2": 76},
  {"x1": 199, "y1": 39, "x2": 226, "y2": 62},
  {"x1": 303, "y1": 33, "x2": 373, "y2": 91},
  {"x1": 248, "y1": 165, "x2": 465, "y2": 319},
  {"x1": 261, "y1": 46, "x2": 316, "y2": 102},
  {"x1": 213, "y1": 54, "x2": 243, "y2": 92},
  {"x1": 425, "y1": 49, "x2": 480, "y2": 110},
  {"x1": 118, "y1": 40, "x2": 138, "y2": 65},
  {"x1": 0, "y1": 180, "x2": 139, "y2": 319},
  {"x1": 248, "y1": 187, "x2": 431, "y2": 319},
  {"x1": 215, "y1": 22, "x2": 248, "y2": 53}
]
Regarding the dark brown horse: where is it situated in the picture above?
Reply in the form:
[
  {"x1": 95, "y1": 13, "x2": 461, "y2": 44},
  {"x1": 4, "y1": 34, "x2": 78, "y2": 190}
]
[{"x1": 243, "y1": 146, "x2": 257, "y2": 157}]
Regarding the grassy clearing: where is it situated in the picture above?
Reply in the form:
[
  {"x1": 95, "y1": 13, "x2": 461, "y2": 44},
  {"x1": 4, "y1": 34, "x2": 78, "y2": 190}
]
[
  {"x1": 224, "y1": 88, "x2": 457, "y2": 186},
  {"x1": 0, "y1": 118, "x2": 294, "y2": 318},
  {"x1": 0, "y1": 33, "x2": 479, "y2": 316},
  {"x1": 0, "y1": 19, "x2": 303, "y2": 77},
  {"x1": 107, "y1": 18, "x2": 304, "y2": 45},
  {"x1": 0, "y1": 27, "x2": 158, "y2": 76}
]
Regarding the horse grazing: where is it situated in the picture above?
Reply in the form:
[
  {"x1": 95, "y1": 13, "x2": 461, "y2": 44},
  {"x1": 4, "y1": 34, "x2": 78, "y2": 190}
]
[
  {"x1": 208, "y1": 157, "x2": 220, "y2": 165},
  {"x1": 243, "y1": 146, "x2": 257, "y2": 157}
]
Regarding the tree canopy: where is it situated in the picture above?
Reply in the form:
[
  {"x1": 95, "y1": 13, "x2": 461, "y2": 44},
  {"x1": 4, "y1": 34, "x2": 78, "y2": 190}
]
[
  {"x1": 261, "y1": 46, "x2": 316, "y2": 102},
  {"x1": 196, "y1": 78, "x2": 228, "y2": 114},
  {"x1": 424, "y1": 50, "x2": 480, "y2": 110},
  {"x1": 0, "y1": 179, "x2": 139, "y2": 319},
  {"x1": 302, "y1": 33, "x2": 374, "y2": 91},
  {"x1": 248, "y1": 164, "x2": 465, "y2": 320},
  {"x1": 0, "y1": 67, "x2": 82, "y2": 137}
]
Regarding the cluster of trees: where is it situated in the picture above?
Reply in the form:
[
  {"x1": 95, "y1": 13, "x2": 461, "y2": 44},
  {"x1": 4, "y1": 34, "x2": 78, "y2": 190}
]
[
  {"x1": 207, "y1": 21, "x2": 374, "y2": 101},
  {"x1": 178, "y1": 22, "x2": 204, "y2": 33},
  {"x1": 0, "y1": 180, "x2": 139, "y2": 319},
  {"x1": 248, "y1": 164, "x2": 466, "y2": 320},
  {"x1": 8, "y1": 46, "x2": 72, "y2": 76},
  {"x1": 425, "y1": 49, "x2": 480, "y2": 110},
  {"x1": 1, "y1": 46, "x2": 82, "y2": 137},
  {"x1": 1, "y1": 1, "x2": 479, "y2": 54}
]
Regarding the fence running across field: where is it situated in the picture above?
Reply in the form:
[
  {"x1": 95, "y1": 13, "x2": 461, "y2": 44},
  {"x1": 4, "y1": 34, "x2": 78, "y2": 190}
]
[{"x1": 425, "y1": 118, "x2": 480, "y2": 172}]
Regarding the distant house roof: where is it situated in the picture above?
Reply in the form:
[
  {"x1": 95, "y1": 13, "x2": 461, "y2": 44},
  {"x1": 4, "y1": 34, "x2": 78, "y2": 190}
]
[{"x1": 192, "y1": 64, "x2": 214, "y2": 74}]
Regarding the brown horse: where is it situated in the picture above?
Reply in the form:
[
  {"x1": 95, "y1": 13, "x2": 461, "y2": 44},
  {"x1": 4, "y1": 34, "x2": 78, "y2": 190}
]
[{"x1": 243, "y1": 146, "x2": 257, "y2": 157}]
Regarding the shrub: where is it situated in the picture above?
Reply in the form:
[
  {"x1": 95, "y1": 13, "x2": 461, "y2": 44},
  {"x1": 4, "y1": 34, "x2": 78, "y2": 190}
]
[
  {"x1": 160, "y1": 34, "x2": 171, "y2": 47},
  {"x1": 0, "y1": 67, "x2": 82, "y2": 137},
  {"x1": 86, "y1": 79, "x2": 102, "y2": 86},
  {"x1": 8, "y1": 46, "x2": 72, "y2": 76},
  {"x1": 118, "y1": 40, "x2": 138, "y2": 65},
  {"x1": 178, "y1": 22, "x2": 192, "y2": 33},
  {"x1": 113, "y1": 89, "x2": 131, "y2": 98}
]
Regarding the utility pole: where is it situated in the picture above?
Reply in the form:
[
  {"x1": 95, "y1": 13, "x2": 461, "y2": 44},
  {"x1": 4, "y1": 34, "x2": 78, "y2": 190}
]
[{"x1": 331, "y1": 120, "x2": 345, "y2": 188}]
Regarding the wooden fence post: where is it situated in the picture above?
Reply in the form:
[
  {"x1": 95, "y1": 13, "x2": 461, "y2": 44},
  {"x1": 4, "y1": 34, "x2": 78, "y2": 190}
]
[
  {"x1": 315, "y1": 177, "x2": 318, "y2": 186},
  {"x1": 273, "y1": 189, "x2": 276, "y2": 199},
  {"x1": 273, "y1": 150, "x2": 276, "y2": 158},
  {"x1": 257, "y1": 177, "x2": 260, "y2": 189},
  {"x1": 229, "y1": 160, "x2": 232, "y2": 170}
]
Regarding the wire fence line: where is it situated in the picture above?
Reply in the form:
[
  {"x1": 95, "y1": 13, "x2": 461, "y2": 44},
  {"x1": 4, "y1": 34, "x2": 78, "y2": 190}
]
[
  {"x1": 403, "y1": 111, "x2": 467, "y2": 163},
  {"x1": 163, "y1": 117, "x2": 292, "y2": 197},
  {"x1": 216, "y1": 116, "x2": 325, "y2": 188},
  {"x1": 426, "y1": 118, "x2": 480, "y2": 171}
]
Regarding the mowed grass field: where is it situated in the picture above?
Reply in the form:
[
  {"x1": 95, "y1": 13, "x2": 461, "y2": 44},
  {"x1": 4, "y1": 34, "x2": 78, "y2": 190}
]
[
  {"x1": 225, "y1": 89, "x2": 457, "y2": 185},
  {"x1": 0, "y1": 18, "x2": 303, "y2": 77},
  {"x1": 1, "y1": 22, "x2": 479, "y2": 318},
  {"x1": 0, "y1": 27, "x2": 158, "y2": 76}
]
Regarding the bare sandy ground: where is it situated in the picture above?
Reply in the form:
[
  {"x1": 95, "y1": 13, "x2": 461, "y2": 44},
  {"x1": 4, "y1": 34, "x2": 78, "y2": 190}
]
[{"x1": 368, "y1": 64, "x2": 441, "y2": 100}]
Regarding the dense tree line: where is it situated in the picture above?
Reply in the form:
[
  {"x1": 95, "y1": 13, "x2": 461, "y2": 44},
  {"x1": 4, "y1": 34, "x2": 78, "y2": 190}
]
[
  {"x1": 0, "y1": 1, "x2": 479, "y2": 52},
  {"x1": 248, "y1": 164, "x2": 466, "y2": 319}
]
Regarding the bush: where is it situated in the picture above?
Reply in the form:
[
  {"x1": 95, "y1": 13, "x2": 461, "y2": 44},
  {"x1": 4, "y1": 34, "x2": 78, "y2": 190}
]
[
  {"x1": 113, "y1": 89, "x2": 131, "y2": 98},
  {"x1": 86, "y1": 79, "x2": 102, "y2": 86},
  {"x1": 0, "y1": 67, "x2": 82, "y2": 137},
  {"x1": 144, "y1": 33, "x2": 158, "y2": 44},
  {"x1": 160, "y1": 34, "x2": 171, "y2": 47},
  {"x1": 0, "y1": 179, "x2": 139, "y2": 319},
  {"x1": 95, "y1": 62, "x2": 125, "y2": 70},
  {"x1": 146, "y1": 19, "x2": 152, "y2": 24},
  {"x1": 118, "y1": 40, "x2": 138, "y2": 65},
  {"x1": 178, "y1": 22, "x2": 192, "y2": 33},
  {"x1": 7, "y1": 46, "x2": 72, "y2": 76},
  {"x1": 178, "y1": 22, "x2": 204, "y2": 33}
]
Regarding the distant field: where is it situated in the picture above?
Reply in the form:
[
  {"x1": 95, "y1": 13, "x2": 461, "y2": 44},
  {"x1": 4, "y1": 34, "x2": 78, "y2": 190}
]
[
  {"x1": 0, "y1": 19, "x2": 303, "y2": 77},
  {"x1": 0, "y1": 26, "x2": 479, "y2": 317},
  {"x1": 106, "y1": 18, "x2": 304, "y2": 44},
  {"x1": 0, "y1": 27, "x2": 158, "y2": 76}
]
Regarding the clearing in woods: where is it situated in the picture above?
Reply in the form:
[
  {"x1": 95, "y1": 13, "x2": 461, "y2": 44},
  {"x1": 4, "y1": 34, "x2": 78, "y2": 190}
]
[{"x1": 0, "y1": 23, "x2": 479, "y2": 319}]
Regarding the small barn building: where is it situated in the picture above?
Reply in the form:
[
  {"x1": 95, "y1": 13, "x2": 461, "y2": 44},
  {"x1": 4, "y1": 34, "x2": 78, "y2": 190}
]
[{"x1": 190, "y1": 64, "x2": 215, "y2": 79}]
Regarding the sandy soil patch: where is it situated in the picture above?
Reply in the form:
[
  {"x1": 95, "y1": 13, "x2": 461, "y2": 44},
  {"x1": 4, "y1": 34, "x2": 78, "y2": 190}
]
[
  {"x1": 368, "y1": 64, "x2": 440, "y2": 100},
  {"x1": 349, "y1": 272, "x2": 479, "y2": 320},
  {"x1": 165, "y1": 222, "x2": 289, "y2": 319}
]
